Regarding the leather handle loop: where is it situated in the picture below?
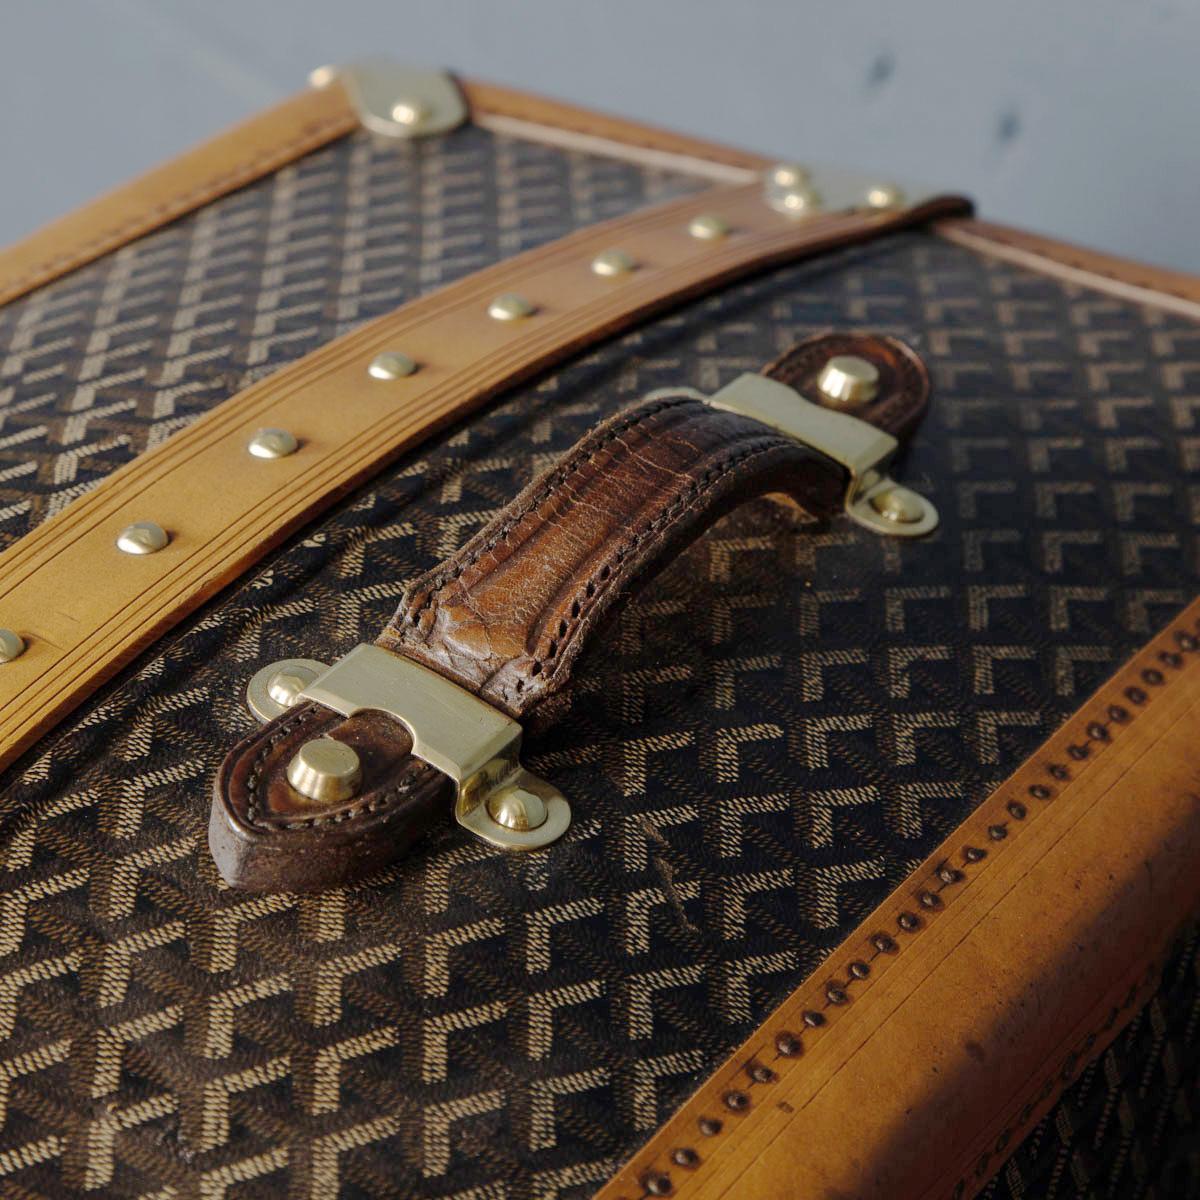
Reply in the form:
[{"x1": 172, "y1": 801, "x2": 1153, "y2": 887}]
[
  {"x1": 212, "y1": 333, "x2": 929, "y2": 890},
  {"x1": 380, "y1": 332, "x2": 930, "y2": 718}
]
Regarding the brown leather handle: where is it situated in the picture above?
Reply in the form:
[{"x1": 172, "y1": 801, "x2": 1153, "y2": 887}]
[{"x1": 211, "y1": 333, "x2": 930, "y2": 891}]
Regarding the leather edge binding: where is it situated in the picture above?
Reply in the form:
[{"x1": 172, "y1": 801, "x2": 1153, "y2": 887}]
[
  {"x1": 597, "y1": 600, "x2": 1200, "y2": 1200},
  {"x1": 935, "y1": 216, "x2": 1200, "y2": 321},
  {"x1": 0, "y1": 76, "x2": 767, "y2": 310}
]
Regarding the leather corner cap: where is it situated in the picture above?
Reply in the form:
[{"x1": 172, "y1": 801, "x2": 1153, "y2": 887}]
[
  {"x1": 210, "y1": 706, "x2": 450, "y2": 891},
  {"x1": 211, "y1": 332, "x2": 931, "y2": 892}
]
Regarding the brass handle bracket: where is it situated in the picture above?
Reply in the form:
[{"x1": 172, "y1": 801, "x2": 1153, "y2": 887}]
[{"x1": 296, "y1": 643, "x2": 571, "y2": 850}]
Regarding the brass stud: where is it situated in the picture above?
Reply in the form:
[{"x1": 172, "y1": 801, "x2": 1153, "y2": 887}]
[
  {"x1": 687, "y1": 213, "x2": 730, "y2": 241},
  {"x1": 817, "y1": 355, "x2": 880, "y2": 406},
  {"x1": 287, "y1": 738, "x2": 362, "y2": 804},
  {"x1": 116, "y1": 521, "x2": 169, "y2": 556},
  {"x1": 308, "y1": 64, "x2": 337, "y2": 89},
  {"x1": 245, "y1": 657, "x2": 329, "y2": 724},
  {"x1": 590, "y1": 248, "x2": 638, "y2": 277},
  {"x1": 869, "y1": 487, "x2": 926, "y2": 526},
  {"x1": 0, "y1": 628, "x2": 25, "y2": 663},
  {"x1": 769, "y1": 162, "x2": 810, "y2": 189},
  {"x1": 390, "y1": 98, "x2": 430, "y2": 128},
  {"x1": 865, "y1": 183, "x2": 905, "y2": 210},
  {"x1": 486, "y1": 786, "x2": 548, "y2": 832},
  {"x1": 368, "y1": 351, "x2": 418, "y2": 380},
  {"x1": 487, "y1": 293, "x2": 538, "y2": 322},
  {"x1": 247, "y1": 428, "x2": 299, "y2": 460},
  {"x1": 775, "y1": 185, "x2": 822, "y2": 216}
]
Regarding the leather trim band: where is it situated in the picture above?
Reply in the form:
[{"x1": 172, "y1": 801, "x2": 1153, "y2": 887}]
[
  {"x1": 0, "y1": 78, "x2": 766, "y2": 310},
  {"x1": 0, "y1": 184, "x2": 969, "y2": 779},
  {"x1": 936, "y1": 217, "x2": 1200, "y2": 321},
  {"x1": 598, "y1": 600, "x2": 1200, "y2": 1200}
]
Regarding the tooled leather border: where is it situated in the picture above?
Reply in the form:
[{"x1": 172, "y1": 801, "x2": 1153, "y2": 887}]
[
  {"x1": 598, "y1": 608, "x2": 1200, "y2": 1200},
  {"x1": 0, "y1": 77, "x2": 766, "y2": 310}
]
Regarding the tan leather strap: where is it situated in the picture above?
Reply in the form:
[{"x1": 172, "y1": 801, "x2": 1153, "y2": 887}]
[
  {"x1": 0, "y1": 185, "x2": 969, "y2": 779},
  {"x1": 0, "y1": 77, "x2": 766, "y2": 310},
  {"x1": 210, "y1": 333, "x2": 931, "y2": 891},
  {"x1": 597, "y1": 600, "x2": 1200, "y2": 1200}
]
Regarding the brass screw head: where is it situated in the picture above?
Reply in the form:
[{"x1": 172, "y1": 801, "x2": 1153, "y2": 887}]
[
  {"x1": 248, "y1": 428, "x2": 299, "y2": 459},
  {"x1": 0, "y1": 628, "x2": 25, "y2": 663},
  {"x1": 267, "y1": 666, "x2": 319, "y2": 709},
  {"x1": 116, "y1": 521, "x2": 170, "y2": 556},
  {"x1": 287, "y1": 738, "x2": 363, "y2": 803},
  {"x1": 486, "y1": 785, "x2": 548, "y2": 832},
  {"x1": 368, "y1": 351, "x2": 418, "y2": 380},
  {"x1": 308, "y1": 64, "x2": 337, "y2": 90},
  {"x1": 870, "y1": 486, "x2": 926, "y2": 525},
  {"x1": 776, "y1": 184, "x2": 822, "y2": 216},
  {"x1": 487, "y1": 293, "x2": 538, "y2": 322},
  {"x1": 687, "y1": 213, "x2": 731, "y2": 241},
  {"x1": 865, "y1": 183, "x2": 905, "y2": 210},
  {"x1": 591, "y1": 248, "x2": 638, "y2": 277},
  {"x1": 770, "y1": 162, "x2": 810, "y2": 189},
  {"x1": 390, "y1": 98, "x2": 430, "y2": 128},
  {"x1": 816, "y1": 355, "x2": 880, "y2": 406}
]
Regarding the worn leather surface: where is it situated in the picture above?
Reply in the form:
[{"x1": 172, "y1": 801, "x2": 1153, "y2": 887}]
[
  {"x1": 1, "y1": 223, "x2": 1198, "y2": 1198},
  {"x1": 212, "y1": 333, "x2": 930, "y2": 890}
]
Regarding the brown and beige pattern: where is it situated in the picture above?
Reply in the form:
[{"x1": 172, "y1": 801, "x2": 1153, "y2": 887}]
[{"x1": 0, "y1": 214, "x2": 1197, "y2": 1197}]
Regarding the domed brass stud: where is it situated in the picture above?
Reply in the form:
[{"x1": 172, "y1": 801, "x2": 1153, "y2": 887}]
[
  {"x1": 865, "y1": 183, "x2": 905, "y2": 210},
  {"x1": 287, "y1": 738, "x2": 362, "y2": 803},
  {"x1": 687, "y1": 213, "x2": 730, "y2": 241},
  {"x1": 486, "y1": 785, "x2": 549, "y2": 832},
  {"x1": 869, "y1": 486, "x2": 927, "y2": 526},
  {"x1": 816, "y1": 355, "x2": 880, "y2": 406},
  {"x1": 116, "y1": 521, "x2": 170, "y2": 556},
  {"x1": 0, "y1": 628, "x2": 25, "y2": 663},
  {"x1": 247, "y1": 428, "x2": 299, "y2": 460},
  {"x1": 591, "y1": 248, "x2": 638, "y2": 277},
  {"x1": 245, "y1": 657, "x2": 330, "y2": 723},
  {"x1": 390, "y1": 98, "x2": 430, "y2": 128},
  {"x1": 368, "y1": 351, "x2": 418, "y2": 380},
  {"x1": 487, "y1": 293, "x2": 538, "y2": 322},
  {"x1": 769, "y1": 162, "x2": 810, "y2": 189}
]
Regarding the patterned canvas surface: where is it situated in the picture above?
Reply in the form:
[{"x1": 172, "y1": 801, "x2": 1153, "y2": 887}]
[{"x1": 0, "y1": 127, "x2": 1198, "y2": 1197}]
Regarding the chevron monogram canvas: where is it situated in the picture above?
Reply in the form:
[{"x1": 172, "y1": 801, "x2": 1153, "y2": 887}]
[{"x1": 1, "y1": 121, "x2": 1199, "y2": 1198}]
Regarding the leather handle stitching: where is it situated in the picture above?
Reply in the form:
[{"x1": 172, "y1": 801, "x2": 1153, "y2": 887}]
[
  {"x1": 403, "y1": 394, "x2": 700, "y2": 628},
  {"x1": 509, "y1": 436, "x2": 798, "y2": 700}
]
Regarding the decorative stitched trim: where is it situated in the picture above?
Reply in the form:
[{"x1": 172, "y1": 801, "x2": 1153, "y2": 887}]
[
  {"x1": 242, "y1": 705, "x2": 427, "y2": 831},
  {"x1": 404, "y1": 395, "x2": 698, "y2": 628},
  {"x1": 618, "y1": 616, "x2": 1200, "y2": 1200},
  {"x1": 517, "y1": 436, "x2": 795, "y2": 697}
]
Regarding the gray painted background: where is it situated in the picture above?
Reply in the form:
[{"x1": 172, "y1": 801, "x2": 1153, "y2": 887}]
[{"x1": 4, "y1": 1, "x2": 1198, "y2": 270}]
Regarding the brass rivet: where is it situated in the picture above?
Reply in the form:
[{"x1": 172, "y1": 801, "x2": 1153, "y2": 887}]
[
  {"x1": 390, "y1": 98, "x2": 429, "y2": 127},
  {"x1": 267, "y1": 667, "x2": 318, "y2": 710},
  {"x1": 368, "y1": 351, "x2": 418, "y2": 380},
  {"x1": 308, "y1": 64, "x2": 337, "y2": 90},
  {"x1": 0, "y1": 628, "x2": 25, "y2": 663},
  {"x1": 817, "y1": 355, "x2": 880, "y2": 406},
  {"x1": 776, "y1": 185, "x2": 822, "y2": 216},
  {"x1": 116, "y1": 521, "x2": 169, "y2": 556},
  {"x1": 687, "y1": 213, "x2": 730, "y2": 241},
  {"x1": 287, "y1": 738, "x2": 362, "y2": 803},
  {"x1": 770, "y1": 162, "x2": 809, "y2": 189},
  {"x1": 248, "y1": 428, "x2": 299, "y2": 460},
  {"x1": 487, "y1": 293, "x2": 537, "y2": 322},
  {"x1": 865, "y1": 183, "x2": 905, "y2": 210},
  {"x1": 486, "y1": 786, "x2": 548, "y2": 832},
  {"x1": 245, "y1": 657, "x2": 329, "y2": 724},
  {"x1": 591, "y1": 248, "x2": 638, "y2": 277},
  {"x1": 870, "y1": 487, "x2": 925, "y2": 525}
]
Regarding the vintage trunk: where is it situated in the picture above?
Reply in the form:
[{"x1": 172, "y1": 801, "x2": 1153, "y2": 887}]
[{"x1": 0, "y1": 63, "x2": 1198, "y2": 1199}]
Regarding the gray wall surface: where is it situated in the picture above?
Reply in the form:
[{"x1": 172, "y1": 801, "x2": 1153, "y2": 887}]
[{"x1": 3, "y1": 1, "x2": 1198, "y2": 270}]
